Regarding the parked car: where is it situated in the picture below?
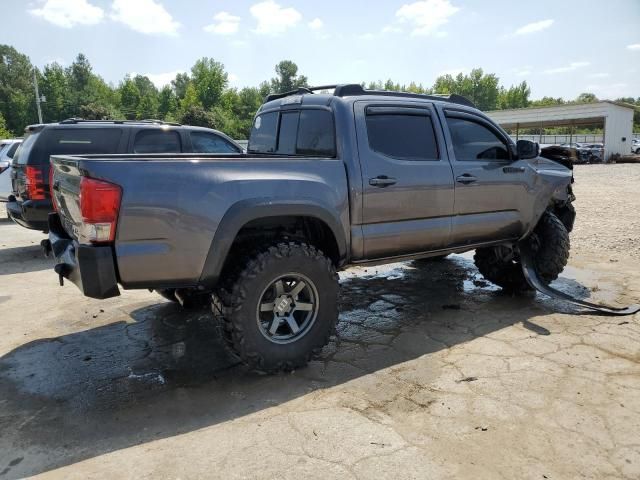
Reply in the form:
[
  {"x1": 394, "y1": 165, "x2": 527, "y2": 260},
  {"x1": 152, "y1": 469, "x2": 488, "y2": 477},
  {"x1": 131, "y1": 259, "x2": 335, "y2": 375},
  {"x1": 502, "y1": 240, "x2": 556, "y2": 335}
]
[
  {"x1": 560, "y1": 142, "x2": 590, "y2": 163},
  {"x1": 0, "y1": 139, "x2": 22, "y2": 202},
  {"x1": 632, "y1": 139, "x2": 640, "y2": 154},
  {"x1": 584, "y1": 143, "x2": 604, "y2": 162},
  {"x1": 45, "y1": 84, "x2": 574, "y2": 372},
  {"x1": 8, "y1": 119, "x2": 242, "y2": 231}
]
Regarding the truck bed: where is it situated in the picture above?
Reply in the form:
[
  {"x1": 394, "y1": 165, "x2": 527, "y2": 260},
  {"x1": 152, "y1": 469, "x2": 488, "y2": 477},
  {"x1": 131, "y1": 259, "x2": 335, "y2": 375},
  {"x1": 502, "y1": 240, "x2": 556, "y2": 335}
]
[{"x1": 50, "y1": 153, "x2": 350, "y2": 291}]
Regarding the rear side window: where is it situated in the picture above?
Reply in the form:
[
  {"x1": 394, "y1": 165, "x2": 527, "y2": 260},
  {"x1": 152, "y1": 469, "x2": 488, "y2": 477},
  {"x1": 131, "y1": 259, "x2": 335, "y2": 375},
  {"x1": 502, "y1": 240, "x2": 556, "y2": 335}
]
[
  {"x1": 248, "y1": 109, "x2": 336, "y2": 157},
  {"x1": 17, "y1": 128, "x2": 123, "y2": 165},
  {"x1": 6, "y1": 142, "x2": 20, "y2": 158},
  {"x1": 190, "y1": 131, "x2": 240, "y2": 153},
  {"x1": 248, "y1": 112, "x2": 278, "y2": 153},
  {"x1": 446, "y1": 116, "x2": 510, "y2": 161},
  {"x1": 134, "y1": 129, "x2": 181, "y2": 153},
  {"x1": 365, "y1": 110, "x2": 439, "y2": 160},
  {"x1": 297, "y1": 110, "x2": 335, "y2": 156}
]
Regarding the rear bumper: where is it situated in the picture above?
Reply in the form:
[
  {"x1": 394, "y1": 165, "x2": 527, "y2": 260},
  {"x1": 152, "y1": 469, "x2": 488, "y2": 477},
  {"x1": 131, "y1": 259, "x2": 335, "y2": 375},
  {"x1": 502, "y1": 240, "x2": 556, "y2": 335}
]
[
  {"x1": 46, "y1": 213, "x2": 120, "y2": 299},
  {"x1": 7, "y1": 198, "x2": 51, "y2": 232}
]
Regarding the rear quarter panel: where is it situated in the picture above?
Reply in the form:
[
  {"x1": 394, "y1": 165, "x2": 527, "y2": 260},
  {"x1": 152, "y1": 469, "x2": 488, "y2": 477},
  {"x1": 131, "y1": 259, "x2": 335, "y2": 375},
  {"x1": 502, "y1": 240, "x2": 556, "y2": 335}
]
[{"x1": 74, "y1": 157, "x2": 349, "y2": 288}]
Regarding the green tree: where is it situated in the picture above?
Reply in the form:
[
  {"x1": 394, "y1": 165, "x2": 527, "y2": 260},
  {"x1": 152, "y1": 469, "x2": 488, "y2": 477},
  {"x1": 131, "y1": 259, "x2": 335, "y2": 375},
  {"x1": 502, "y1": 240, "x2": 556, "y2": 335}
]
[
  {"x1": 79, "y1": 103, "x2": 112, "y2": 120},
  {"x1": 172, "y1": 72, "x2": 190, "y2": 100},
  {"x1": 0, "y1": 112, "x2": 12, "y2": 138},
  {"x1": 530, "y1": 96, "x2": 565, "y2": 107},
  {"x1": 498, "y1": 81, "x2": 531, "y2": 109},
  {"x1": 158, "y1": 85, "x2": 178, "y2": 120},
  {"x1": 40, "y1": 62, "x2": 68, "y2": 122},
  {"x1": 0, "y1": 44, "x2": 36, "y2": 133},
  {"x1": 190, "y1": 58, "x2": 227, "y2": 109},
  {"x1": 270, "y1": 60, "x2": 307, "y2": 94},
  {"x1": 180, "y1": 105, "x2": 216, "y2": 129},
  {"x1": 574, "y1": 92, "x2": 597, "y2": 103},
  {"x1": 433, "y1": 68, "x2": 500, "y2": 111},
  {"x1": 118, "y1": 76, "x2": 141, "y2": 120}
]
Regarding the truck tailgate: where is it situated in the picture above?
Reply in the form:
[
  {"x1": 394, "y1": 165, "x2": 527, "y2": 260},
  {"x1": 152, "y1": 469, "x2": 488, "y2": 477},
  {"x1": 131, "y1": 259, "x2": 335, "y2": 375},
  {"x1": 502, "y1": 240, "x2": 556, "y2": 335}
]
[{"x1": 50, "y1": 157, "x2": 84, "y2": 241}]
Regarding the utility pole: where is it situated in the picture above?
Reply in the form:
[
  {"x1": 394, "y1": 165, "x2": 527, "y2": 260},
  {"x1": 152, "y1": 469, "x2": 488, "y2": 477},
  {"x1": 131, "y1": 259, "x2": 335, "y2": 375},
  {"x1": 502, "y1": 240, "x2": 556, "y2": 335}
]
[{"x1": 33, "y1": 69, "x2": 43, "y2": 124}]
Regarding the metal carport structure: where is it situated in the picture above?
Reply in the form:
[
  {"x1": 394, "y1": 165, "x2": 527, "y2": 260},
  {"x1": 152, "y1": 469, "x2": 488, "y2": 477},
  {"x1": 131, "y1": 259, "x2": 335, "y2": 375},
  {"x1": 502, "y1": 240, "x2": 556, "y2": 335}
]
[{"x1": 486, "y1": 101, "x2": 636, "y2": 161}]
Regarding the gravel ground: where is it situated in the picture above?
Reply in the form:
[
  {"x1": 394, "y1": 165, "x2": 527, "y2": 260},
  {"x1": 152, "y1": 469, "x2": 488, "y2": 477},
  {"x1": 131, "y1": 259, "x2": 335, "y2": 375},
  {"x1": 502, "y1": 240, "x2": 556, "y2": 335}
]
[{"x1": 0, "y1": 164, "x2": 639, "y2": 480}]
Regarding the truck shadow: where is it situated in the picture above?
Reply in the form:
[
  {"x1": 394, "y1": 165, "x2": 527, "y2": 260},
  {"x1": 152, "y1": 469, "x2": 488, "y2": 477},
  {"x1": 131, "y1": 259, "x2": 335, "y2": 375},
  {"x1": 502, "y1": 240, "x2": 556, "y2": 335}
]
[
  {"x1": 0, "y1": 244, "x2": 53, "y2": 275},
  {"x1": 0, "y1": 255, "x2": 592, "y2": 478}
]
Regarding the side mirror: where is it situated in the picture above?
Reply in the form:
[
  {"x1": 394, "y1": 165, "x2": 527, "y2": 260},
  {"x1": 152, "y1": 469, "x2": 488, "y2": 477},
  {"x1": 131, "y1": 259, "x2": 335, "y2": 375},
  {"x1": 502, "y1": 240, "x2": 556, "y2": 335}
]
[{"x1": 517, "y1": 139, "x2": 539, "y2": 160}]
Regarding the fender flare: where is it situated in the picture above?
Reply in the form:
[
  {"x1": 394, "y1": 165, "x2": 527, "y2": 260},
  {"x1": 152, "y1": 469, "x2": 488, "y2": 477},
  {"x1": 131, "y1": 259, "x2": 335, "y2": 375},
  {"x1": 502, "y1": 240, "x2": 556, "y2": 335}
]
[{"x1": 198, "y1": 198, "x2": 348, "y2": 288}]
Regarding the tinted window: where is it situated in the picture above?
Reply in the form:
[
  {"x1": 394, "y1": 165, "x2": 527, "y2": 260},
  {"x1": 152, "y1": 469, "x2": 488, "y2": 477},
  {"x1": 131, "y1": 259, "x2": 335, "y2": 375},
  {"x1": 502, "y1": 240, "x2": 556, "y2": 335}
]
[
  {"x1": 134, "y1": 129, "x2": 181, "y2": 153},
  {"x1": 17, "y1": 128, "x2": 123, "y2": 165},
  {"x1": 13, "y1": 132, "x2": 40, "y2": 165},
  {"x1": 297, "y1": 110, "x2": 335, "y2": 156},
  {"x1": 248, "y1": 112, "x2": 278, "y2": 153},
  {"x1": 190, "y1": 131, "x2": 240, "y2": 153},
  {"x1": 278, "y1": 112, "x2": 299, "y2": 154},
  {"x1": 447, "y1": 117, "x2": 510, "y2": 161},
  {"x1": 6, "y1": 142, "x2": 20, "y2": 158},
  {"x1": 366, "y1": 112, "x2": 439, "y2": 160}
]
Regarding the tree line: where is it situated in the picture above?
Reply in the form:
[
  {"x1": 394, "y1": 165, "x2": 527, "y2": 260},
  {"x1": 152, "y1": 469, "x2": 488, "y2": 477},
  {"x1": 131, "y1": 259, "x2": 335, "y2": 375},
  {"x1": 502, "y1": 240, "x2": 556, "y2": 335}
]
[{"x1": 1, "y1": 44, "x2": 638, "y2": 139}]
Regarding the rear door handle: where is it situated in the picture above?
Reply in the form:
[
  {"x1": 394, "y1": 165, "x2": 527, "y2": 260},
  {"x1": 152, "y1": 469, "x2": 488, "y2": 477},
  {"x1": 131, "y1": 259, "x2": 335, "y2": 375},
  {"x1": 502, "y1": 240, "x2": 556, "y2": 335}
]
[
  {"x1": 369, "y1": 176, "x2": 397, "y2": 187},
  {"x1": 456, "y1": 174, "x2": 478, "y2": 184}
]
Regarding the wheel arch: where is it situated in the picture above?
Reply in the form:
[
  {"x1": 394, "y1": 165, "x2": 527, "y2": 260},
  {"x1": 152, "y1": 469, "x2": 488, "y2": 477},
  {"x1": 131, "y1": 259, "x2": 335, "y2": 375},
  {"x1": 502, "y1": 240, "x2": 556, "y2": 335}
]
[{"x1": 199, "y1": 199, "x2": 348, "y2": 288}]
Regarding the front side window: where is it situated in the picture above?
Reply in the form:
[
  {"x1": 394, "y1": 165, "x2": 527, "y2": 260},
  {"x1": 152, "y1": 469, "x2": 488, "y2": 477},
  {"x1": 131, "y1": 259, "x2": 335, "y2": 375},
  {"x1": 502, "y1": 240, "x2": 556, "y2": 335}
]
[
  {"x1": 365, "y1": 110, "x2": 439, "y2": 160},
  {"x1": 446, "y1": 116, "x2": 510, "y2": 161},
  {"x1": 190, "y1": 131, "x2": 240, "y2": 153},
  {"x1": 134, "y1": 129, "x2": 181, "y2": 154}
]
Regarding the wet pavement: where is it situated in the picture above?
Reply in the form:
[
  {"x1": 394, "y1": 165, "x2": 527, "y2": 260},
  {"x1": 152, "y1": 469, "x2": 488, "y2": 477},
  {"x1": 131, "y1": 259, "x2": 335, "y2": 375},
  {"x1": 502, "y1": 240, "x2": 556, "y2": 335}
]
[{"x1": 1, "y1": 208, "x2": 639, "y2": 479}]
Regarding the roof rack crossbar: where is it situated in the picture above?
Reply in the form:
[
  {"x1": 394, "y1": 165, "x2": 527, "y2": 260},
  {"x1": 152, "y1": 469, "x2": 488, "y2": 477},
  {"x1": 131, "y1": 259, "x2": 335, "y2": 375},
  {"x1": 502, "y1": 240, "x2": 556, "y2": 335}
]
[
  {"x1": 58, "y1": 118, "x2": 182, "y2": 126},
  {"x1": 264, "y1": 83, "x2": 476, "y2": 108}
]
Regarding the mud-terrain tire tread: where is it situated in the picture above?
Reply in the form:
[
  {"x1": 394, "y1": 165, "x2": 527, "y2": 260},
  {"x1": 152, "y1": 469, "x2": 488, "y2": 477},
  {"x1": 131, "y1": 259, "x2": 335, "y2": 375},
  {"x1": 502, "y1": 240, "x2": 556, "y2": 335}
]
[
  {"x1": 474, "y1": 212, "x2": 570, "y2": 293},
  {"x1": 212, "y1": 241, "x2": 339, "y2": 373}
]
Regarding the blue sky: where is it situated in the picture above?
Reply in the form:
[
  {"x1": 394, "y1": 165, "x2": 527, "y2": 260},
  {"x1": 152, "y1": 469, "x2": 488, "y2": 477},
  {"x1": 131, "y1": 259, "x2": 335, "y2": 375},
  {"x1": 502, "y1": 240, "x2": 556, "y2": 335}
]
[{"x1": 4, "y1": 0, "x2": 640, "y2": 99}]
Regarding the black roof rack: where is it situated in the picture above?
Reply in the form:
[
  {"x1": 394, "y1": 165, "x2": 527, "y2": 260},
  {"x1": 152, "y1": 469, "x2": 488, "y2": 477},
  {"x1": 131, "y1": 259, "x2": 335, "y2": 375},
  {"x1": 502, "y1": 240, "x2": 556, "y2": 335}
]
[
  {"x1": 58, "y1": 118, "x2": 182, "y2": 126},
  {"x1": 265, "y1": 83, "x2": 476, "y2": 108}
]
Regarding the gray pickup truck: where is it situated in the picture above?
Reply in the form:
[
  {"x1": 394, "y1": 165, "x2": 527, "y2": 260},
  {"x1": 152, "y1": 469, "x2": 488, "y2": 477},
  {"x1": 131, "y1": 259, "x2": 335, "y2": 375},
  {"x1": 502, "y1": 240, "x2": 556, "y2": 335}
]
[{"x1": 46, "y1": 84, "x2": 575, "y2": 372}]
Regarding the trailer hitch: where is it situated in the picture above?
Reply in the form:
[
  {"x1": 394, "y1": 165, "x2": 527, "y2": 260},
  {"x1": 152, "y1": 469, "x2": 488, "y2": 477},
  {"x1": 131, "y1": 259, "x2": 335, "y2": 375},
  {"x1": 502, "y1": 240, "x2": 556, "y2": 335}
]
[{"x1": 520, "y1": 244, "x2": 640, "y2": 316}]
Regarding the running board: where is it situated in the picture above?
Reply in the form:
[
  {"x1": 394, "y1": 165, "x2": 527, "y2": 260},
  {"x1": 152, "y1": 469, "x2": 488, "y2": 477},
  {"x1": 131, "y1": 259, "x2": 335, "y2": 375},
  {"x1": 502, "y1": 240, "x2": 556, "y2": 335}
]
[{"x1": 520, "y1": 245, "x2": 640, "y2": 316}]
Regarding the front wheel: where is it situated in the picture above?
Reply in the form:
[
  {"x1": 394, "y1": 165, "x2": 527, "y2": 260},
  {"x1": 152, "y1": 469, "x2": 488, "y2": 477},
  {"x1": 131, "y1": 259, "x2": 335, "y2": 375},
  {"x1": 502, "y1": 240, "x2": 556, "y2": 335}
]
[
  {"x1": 474, "y1": 212, "x2": 570, "y2": 293},
  {"x1": 213, "y1": 242, "x2": 339, "y2": 373}
]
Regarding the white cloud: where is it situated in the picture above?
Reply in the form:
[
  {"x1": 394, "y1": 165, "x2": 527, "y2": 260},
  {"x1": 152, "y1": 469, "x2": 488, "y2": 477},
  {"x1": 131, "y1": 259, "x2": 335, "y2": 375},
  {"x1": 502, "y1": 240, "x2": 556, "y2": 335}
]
[
  {"x1": 110, "y1": 0, "x2": 180, "y2": 36},
  {"x1": 382, "y1": 25, "x2": 402, "y2": 34},
  {"x1": 587, "y1": 72, "x2": 610, "y2": 79},
  {"x1": 204, "y1": 12, "x2": 241, "y2": 35},
  {"x1": 395, "y1": 0, "x2": 460, "y2": 36},
  {"x1": 584, "y1": 83, "x2": 629, "y2": 98},
  {"x1": 250, "y1": 1, "x2": 301, "y2": 35},
  {"x1": 514, "y1": 19, "x2": 554, "y2": 36},
  {"x1": 513, "y1": 66, "x2": 533, "y2": 76},
  {"x1": 29, "y1": 0, "x2": 104, "y2": 28},
  {"x1": 627, "y1": 44, "x2": 640, "y2": 51},
  {"x1": 355, "y1": 33, "x2": 375, "y2": 40},
  {"x1": 308, "y1": 18, "x2": 323, "y2": 30},
  {"x1": 139, "y1": 70, "x2": 186, "y2": 89},
  {"x1": 543, "y1": 61, "x2": 590, "y2": 74}
]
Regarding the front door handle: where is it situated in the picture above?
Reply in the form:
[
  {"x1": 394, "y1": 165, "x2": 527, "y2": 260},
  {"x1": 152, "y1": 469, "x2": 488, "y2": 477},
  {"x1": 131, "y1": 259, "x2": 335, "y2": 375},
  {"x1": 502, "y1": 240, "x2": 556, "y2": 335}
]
[
  {"x1": 456, "y1": 174, "x2": 478, "y2": 184},
  {"x1": 369, "y1": 176, "x2": 397, "y2": 187}
]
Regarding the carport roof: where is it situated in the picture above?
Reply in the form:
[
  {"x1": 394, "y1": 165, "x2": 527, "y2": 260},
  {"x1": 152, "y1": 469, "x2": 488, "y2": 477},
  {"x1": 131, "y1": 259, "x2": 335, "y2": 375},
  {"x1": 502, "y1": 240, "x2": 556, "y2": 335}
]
[{"x1": 485, "y1": 101, "x2": 637, "y2": 129}]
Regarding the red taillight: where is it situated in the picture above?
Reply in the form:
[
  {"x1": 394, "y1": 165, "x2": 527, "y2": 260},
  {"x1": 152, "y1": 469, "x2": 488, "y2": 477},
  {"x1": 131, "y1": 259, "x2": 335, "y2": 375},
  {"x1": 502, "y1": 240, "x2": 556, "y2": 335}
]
[
  {"x1": 79, "y1": 177, "x2": 122, "y2": 243},
  {"x1": 25, "y1": 166, "x2": 46, "y2": 200}
]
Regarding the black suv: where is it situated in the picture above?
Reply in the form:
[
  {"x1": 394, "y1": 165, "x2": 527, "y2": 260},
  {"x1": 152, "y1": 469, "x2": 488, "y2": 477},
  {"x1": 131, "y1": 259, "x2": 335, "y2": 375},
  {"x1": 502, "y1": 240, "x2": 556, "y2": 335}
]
[{"x1": 8, "y1": 119, "x2": 242, "y2": 231}]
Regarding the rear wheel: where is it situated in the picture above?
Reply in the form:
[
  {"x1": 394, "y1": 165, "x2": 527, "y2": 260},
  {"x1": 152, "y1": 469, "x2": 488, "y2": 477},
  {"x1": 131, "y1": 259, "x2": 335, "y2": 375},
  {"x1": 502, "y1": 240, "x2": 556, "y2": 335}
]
[
  {"x1": 213, "y1": 242, "x2": 339, "y2": 373},
  {"x1": 474, "y1": 212, "x2": 570, "y2": 293}
]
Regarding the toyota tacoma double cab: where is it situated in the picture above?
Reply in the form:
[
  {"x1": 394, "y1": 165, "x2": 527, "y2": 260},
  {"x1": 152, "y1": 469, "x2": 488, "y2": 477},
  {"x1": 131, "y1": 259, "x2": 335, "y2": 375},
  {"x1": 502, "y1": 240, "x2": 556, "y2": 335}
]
[{"x1": 46, "y1": 84, "x2": 575, "y2": 372}]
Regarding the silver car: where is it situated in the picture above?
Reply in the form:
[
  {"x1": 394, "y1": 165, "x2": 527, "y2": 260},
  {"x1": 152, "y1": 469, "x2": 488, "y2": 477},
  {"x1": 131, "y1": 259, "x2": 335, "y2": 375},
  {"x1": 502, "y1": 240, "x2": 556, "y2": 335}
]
[{"x1": 0, "y1": 139, "x2": 22, "y2": 202}]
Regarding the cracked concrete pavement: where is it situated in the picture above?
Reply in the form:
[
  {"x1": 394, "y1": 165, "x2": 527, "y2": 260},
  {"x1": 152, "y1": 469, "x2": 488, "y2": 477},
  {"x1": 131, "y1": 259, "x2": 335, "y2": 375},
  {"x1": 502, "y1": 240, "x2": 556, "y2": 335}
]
[{"x1": 0, "y1": 164, "x2": 639, "y2": 479}]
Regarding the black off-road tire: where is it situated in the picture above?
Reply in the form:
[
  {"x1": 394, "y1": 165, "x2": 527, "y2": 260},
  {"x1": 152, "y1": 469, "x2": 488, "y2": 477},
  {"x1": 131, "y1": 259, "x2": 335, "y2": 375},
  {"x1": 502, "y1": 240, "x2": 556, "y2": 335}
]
[
  {"x1": 474, "y1": 212, "x2": 570, "y2": 293},
  {"x1": 213, "y1": 242, "x2": 339, "y2": 373}
]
